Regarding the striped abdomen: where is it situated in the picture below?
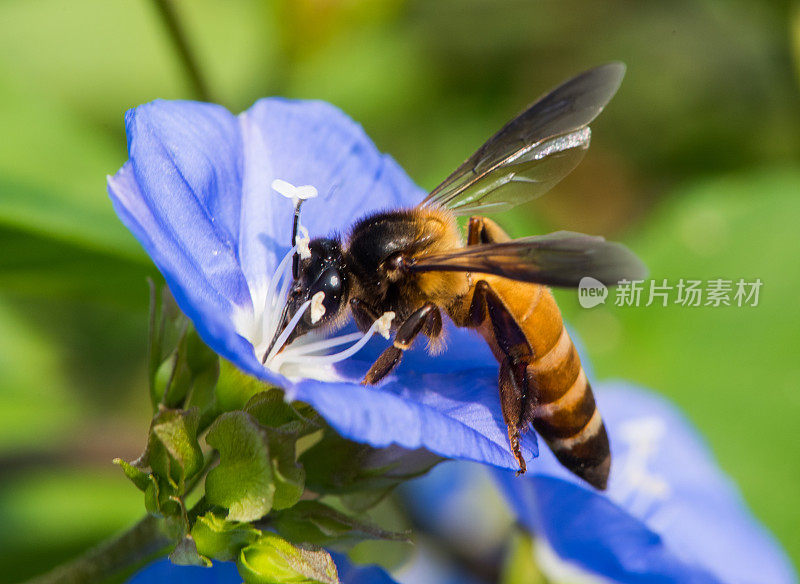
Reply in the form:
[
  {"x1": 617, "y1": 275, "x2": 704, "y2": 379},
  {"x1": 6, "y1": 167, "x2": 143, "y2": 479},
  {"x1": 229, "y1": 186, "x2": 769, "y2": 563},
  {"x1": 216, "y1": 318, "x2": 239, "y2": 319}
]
[{"x1": 475, "y1": 276, "x2": 611, "y2": 489}]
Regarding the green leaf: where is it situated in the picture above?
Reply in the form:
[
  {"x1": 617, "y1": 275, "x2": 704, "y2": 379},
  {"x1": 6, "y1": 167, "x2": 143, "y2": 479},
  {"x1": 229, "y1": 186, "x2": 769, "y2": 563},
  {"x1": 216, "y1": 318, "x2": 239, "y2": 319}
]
[
  {"x1": 301, "y1": 430, "x2": 442, "y2": 511},
  {"x1": 263, "y1": 426, "x2": 306, "y2": 511},
  {"x1": 238, "y1": 533, "x2": 339, "y2": 584},
  {"x1": 205, "y1": 412, "x2": 275, "y2": 522},
  {"x1": 147, "y1": 407, "x2": 204, "y2": 491},
  {"x1": 191, "y1": 512, "x2": 261, "y2": 562},
  {"x1": 243, "y1": 392, "x2": 317, "y2": 510},
  {"x1": 272, "y1": 501, "x2": 409, "y2": 548},
  {"x1": 170, "y1": 535, "x2": 212, "y2": 567}
]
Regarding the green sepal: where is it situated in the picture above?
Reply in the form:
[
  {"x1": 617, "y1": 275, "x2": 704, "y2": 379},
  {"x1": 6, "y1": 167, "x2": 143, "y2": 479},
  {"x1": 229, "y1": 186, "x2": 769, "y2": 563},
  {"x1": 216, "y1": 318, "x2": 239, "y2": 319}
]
[
  {"x1": 170, "y1": 535, "x2": 212, "y2": 567},
  {"x1": 147, "y1": 407, "x2": 204, "y2": 492},
  {"x1": 113, "y1": 456, "x2": 180, "y2": 517},
  {"x1": 184, "y1": 336, "x2": 221, "y2": 429},
  {"x1": 148, "y1": 284, "x2": 220, "y2": 420},
  {"x1": 158, "y1": 328, "x2": 220, "y2": 417},
  {"x1": 243, "y1": 389, "x2": 318, "y2": 431},
  {"x1": 243, "y1": 388, "x2": 300, "y2": 428},
  {"x1": 144, "y1": 475, "x2": 162, "y2": 515},
  {"x1": 271, "y1": 500, "x2": 410, "y2": 548},
  {"x1": 147, "y1": 283, "x2": 188, "y2": 408},
  {"x1": 216, "y1": 360, "x2": 276, "y2": 413},
  {"x1": 205, "y1": 411, "x2": 275, "y2": 521},
  {"x1": 237, "y1": 533, "x2": 339, "y2": 584},
  {"x1": 113, "y1": 457, "x2": 151, "y2": 492},
  {"x1": 191, "y1": 512, "x2": 261, "y2": 562}
]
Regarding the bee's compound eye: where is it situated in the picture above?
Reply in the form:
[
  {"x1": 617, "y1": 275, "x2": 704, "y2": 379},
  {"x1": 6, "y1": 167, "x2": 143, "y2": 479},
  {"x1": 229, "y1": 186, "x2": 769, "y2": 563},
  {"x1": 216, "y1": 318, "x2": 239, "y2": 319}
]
[{"x1": 305, "y1": 267, "x2": 346, "y2": 326}]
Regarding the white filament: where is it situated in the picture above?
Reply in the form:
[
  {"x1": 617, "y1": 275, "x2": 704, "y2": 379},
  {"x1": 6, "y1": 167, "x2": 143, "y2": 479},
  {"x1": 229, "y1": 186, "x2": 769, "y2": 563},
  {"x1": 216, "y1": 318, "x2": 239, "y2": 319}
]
[
  {"x1": 272, "y1": 312, "x2": 395, "y2": 367},
  {"x1": 264, "y1": 299, "x2": 312, "y2": 366},
  {"x1": 261, "y1": 245, "x2": 296, "y2": 347},
  {"x1": 278, "y1": 332, "x2": 364, "y2": 357}
]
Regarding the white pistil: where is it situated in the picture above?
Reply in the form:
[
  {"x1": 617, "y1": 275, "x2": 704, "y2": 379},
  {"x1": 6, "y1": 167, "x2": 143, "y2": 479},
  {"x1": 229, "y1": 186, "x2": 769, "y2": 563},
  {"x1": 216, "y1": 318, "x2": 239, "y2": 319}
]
[
  {"x1": 310, "y1": 291, "x2": 326, "y2": 324},
  {"x1": 271, "y1": 179, "x2": 318, "y2": 201}
]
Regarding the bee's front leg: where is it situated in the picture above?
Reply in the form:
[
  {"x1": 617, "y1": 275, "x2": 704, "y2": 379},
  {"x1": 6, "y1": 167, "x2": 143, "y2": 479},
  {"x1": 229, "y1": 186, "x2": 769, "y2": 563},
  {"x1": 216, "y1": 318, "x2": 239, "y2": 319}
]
[{"x1": 362, "y1": 302, "x2": 441, "y2": 385}]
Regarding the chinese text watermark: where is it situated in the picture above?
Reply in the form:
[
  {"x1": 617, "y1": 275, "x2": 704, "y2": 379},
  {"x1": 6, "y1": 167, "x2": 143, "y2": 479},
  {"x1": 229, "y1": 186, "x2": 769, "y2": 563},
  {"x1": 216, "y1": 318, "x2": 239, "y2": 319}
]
[{"x1": 578, "y1": 278, "x2": 762, "y2": 308}]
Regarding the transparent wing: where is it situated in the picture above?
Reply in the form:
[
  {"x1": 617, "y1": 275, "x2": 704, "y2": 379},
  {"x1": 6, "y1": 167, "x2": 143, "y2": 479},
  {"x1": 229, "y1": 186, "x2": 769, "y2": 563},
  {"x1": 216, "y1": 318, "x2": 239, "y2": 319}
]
[
  {"x1": 420, "y1": 63, "x2": 625, "y2": 215},
  {"x1": 408, "y1": 231, "x2": 646, "y2": 288}
]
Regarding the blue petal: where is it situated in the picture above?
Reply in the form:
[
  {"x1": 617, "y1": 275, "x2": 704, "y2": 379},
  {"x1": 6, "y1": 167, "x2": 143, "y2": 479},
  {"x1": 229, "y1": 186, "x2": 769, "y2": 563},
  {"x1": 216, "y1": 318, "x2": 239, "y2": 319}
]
[
  {"x1": 332, "y1": 553, "x2": 400, "y2": 584},
  {"x1": 236, "y1": 99, "x2": 423, "y2": 312},
  {"x1": 494, "y1": 382, "x2": 798, "y2": 584},
  {"x1": 291, "y1": 363, "x2": 536, "y2": 471},
  {"x1": 109, "y1": 102, "x2": 268, "y2": 385},
  {"x1": 108, "y1": 98, "x2": 536, "y2": 471},
  {"x1": 127, "y1": 558, "x2": 239, "y2": 584}
]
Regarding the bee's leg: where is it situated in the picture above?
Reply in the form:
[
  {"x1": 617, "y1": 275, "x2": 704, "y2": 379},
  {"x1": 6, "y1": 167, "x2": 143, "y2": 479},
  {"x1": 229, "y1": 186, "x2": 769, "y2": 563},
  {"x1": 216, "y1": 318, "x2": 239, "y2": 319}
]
[
  {"x1": 471, "y1": 279, "x2": 534, "y2": 474},
  {"x1": 350, "y1": 298, "x2": 381, "y2": 333},
  {"x1": 362, "y1": 302, "x2": 441, "y2": 385},
  {"x1": 467, "y1": 216, "x2": 512, "y2": 246}
]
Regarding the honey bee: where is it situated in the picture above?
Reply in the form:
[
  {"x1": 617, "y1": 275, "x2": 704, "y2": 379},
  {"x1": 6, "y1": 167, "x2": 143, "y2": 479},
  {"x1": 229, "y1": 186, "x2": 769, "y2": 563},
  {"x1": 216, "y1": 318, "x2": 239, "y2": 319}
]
[{"x1": 268, "y1": 63, "x2": 645, "y2": 489}]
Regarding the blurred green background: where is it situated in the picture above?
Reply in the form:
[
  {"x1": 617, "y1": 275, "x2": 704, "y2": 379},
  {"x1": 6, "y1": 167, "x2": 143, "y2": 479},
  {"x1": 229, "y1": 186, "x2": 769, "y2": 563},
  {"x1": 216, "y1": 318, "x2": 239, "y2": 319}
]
[{"x1": 1, "y1": 0, "x2": 798, "y2": 581}]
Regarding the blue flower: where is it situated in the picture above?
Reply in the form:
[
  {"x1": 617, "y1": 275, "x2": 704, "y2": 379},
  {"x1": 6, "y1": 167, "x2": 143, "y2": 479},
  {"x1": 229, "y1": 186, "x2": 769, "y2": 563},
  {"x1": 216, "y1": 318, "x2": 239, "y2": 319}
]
[
  {"x1": 494, "y1": 382, "x2": 797, "y2": 584},
  {"x1": 127, "y1": 555, "x2": 398, "y2": 584},
  {"x1": 108, "y1": 98, "x2": 536, "y2": 470}
]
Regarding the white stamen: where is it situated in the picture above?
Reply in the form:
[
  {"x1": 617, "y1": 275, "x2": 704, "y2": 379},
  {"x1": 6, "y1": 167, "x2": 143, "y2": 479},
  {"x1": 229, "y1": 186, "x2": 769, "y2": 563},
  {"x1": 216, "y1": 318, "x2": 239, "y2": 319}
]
[
  {"x1": 261, "y1": 246, "x2": 296, "y2": 346},
  {"x1": 264, "y1": 246, "x2": 295, "y2": 312},
  {"x1": 296, "y1": 234, "x2": 311, "y2": 260},
  {"x1": 275, "y1": 312, "x2": 396, "y2": 367},
  {"x1": 375, "y1": 311, "x2": 395, "y2": 339},
  {"x1": 271, "y1": 179, "x2": 319, "y2": 201},
  {"x1": 276, "y1": 332, "x2": 364, "y2": 358},
  {"x1": 310, "y1": 291, "x2": 326, "y2": 324},
  {"x1": 264, "y1": 299, "x2": 311, "y2": 365}
]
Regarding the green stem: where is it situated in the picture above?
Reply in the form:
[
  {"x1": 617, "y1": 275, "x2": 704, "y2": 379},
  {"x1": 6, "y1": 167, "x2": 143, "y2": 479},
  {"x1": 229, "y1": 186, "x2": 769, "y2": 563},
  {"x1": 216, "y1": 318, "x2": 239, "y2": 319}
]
[
  {"x1": 150, "y1": 0, "x2": 212, "y2": 102},
  {"x1": 24, "y1": 515, "x2": 171, "y2": 584}
]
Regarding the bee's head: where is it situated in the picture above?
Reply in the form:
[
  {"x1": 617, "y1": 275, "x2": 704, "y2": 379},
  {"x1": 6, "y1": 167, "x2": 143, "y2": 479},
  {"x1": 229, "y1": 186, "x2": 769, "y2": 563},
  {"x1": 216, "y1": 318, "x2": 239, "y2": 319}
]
[{"x1": 267, "y1": 237, "x2": 349, "y2": 357}]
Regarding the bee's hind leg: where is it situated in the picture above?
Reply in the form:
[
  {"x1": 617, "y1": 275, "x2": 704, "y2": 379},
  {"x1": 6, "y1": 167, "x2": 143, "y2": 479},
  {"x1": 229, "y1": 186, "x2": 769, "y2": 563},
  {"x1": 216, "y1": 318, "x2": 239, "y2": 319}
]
[
  {"x1": 362, "y1": 302, "x2": 441, "y2": 385},
  {"x1": 467, "y1": 216, "x2": 512, "y2": 245},
  {"x1": 470, "y1": 279, "x2": 535, "y2": 474}
]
